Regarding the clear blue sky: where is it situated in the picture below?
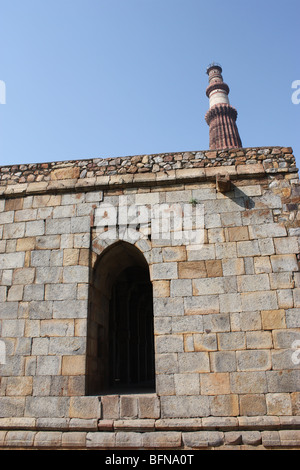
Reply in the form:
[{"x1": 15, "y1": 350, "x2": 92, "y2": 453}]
[{"x1": 0, "y1": 0, "x2": 299, "y2": 168}]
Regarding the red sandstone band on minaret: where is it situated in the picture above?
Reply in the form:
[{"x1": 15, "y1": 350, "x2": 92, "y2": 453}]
[{"x1": 205, "y1": 63, "x2": 242, "y2": 150}]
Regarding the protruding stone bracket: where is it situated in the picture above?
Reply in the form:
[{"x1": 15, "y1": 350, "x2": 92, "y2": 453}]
[{"x1": 216, "y1": 174, "x2": 231, "y2": 193}]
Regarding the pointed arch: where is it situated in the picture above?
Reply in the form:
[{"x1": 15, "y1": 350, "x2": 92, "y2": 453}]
[{"x1": 86, "y1": 240, "x2": 155, "y2": 395}]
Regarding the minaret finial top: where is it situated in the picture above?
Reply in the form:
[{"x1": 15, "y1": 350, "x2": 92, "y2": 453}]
[{"x1": 206, "y1": 62, "x2": 222, "y2": 74}]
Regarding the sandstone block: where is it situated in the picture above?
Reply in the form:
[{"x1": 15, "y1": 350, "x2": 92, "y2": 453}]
[
  {"x1": 71, "y1": 216, "x2": 91, "y2": 233},
  {"x1": 25, "y1": 397, "x2": 69, "y2": 418},
  {"x1": 0, "y1": 210, "x2": 14, "y2": 224},
  {"x1": 138, "y1": 395, "x2": 160, "y2": 419},
  {"x1": 154, "y1": 297, "x2": 184, "y2": 317},
  {"x1": 258, "y1": 238, "x2": 275, "y2": 256},
  {"x1": 215, "y1": 242, "x2": 237, "y2": 259},
  {"x1": 101, "y1": 395, "x2": 120, "y2": 420},
  {"x1": 261, "y1": 430, "x2": 280, "y2": 447},
  {"x1": 0, "y1": 252, "x2": 25, "y2": 269},
  {"x1": 7, "y1": 285, "x2": 23, "y2": 301},
  {"x1": 115, "y1": 432, "x2": 143, "y2": 448},
  {"x1": 51, "y1": 167, "x2": 80, "y2": 181},
  {"x1": 152, "y1": 280, "x2": 170, "y2": 298},
  {"x1": 183, "y1": 431, "x2": 223, "y2": 448},
  {"x1": 35, "y1": 266, "x2": 63, "y2": 284},
  {"x1": 29, "y1": 301, "x2": 53, "y2": 320},
  {"x1": 246, "y1": 331, "x2": 272, "y2": 349},
  {"x1": 266, "y1": 393, "x2": 292, "y2": 416},
  {"x1": 237, "y1": 240, "x2": 260, "y2": 257},
  {"x1": 2, "y1": 319, "x2": 25, "y2": 337},
  {"x1": 187, "y1": 244, "x2": 215, "y2": 261},
  {"x1": 172, "y1": 314, "x2": 203, "y2": 334},
  {"x1": 156, "y1": 353, "x2": 179, "y2": 374},
  {"x1": 162, "y1": 246, "x2": 186, "y2": 262},
  {"x1": 184, "y1": 295, "x2": 219, "y2": 315},
  {"x1": 200, "y1": 373, "x2": 230, "y2": 395},
  {"x1": 161, "y1": 396, "x2": 210, "y2": 418},
  {"x1": 174, "y1": 373, "x2": 200, "y2": 395},
  {"x1": 86, "y1": 432, "x2": 115, "y2": 448},
  {"x1": 143, "y1": 431, "x2": 181, "y2": 448},
  {"x1": 193, "y1": 333, "x2": 217, "y2": 352},
  {"x1": 224, "y1": 431, "x2": 242, "y2": 445},
  {"x1": 155, "y1": 375, "x2": 175, "y2": 396},
  {"x1": 193, "y1": 277, "x2": 224, "y2": 296},
  {"x1": 241, "y1": 291, "x2": 278, "y2": 311},
  {"x1": 36, "y1": 235, "x2": 61, "y2": 250},
  {"x1": 274, "y1": 236, "x2": 299, "y2": 254},
  {"x1": 210, "y1": 351, "x2": 237, "y2": 372},
  {"x1": 16, "y1": 237, "x2": 36, "y2": 251},
  {"x1": 269, "y1": 272, "x2": 294, "y2": 289},
  {"x1": 286, "y1": 308, "x2": 300, "y2": 328},
  {"x1": 120, "y1": 395, "x2": 138, "y2": 419},
  {"x1": 241, "y1": 431, "x2": 262, "y2": 446},
  {"x1": 25, "y1": 220, "x2": 45, "y2": 237},
  {"x1": 270, "y1": 254, "x2": 298, "y2": 272},
  {"x1": 40, "y1": 319, "x2": 73, "y2": 338},
  {"x1": 31, "y1": 250, "x2": 51, "y2": 267},
  {"x1": 222, "y1": 258, "x2": 244, "y2": 276},
  {"x1": 0, "y1": 286, "x2": 6, "y2": 302},
  {"x1": 12, "y1": 267, "x2": 35, "y2": 285},
  {"x1": 36, "y1": 356, "x2": 61, "y2": 375},
  {"x1": 61, "y1": 432, "x2": 87, "y2": 448},
  {"x1": 53, "y1": 300, "x2": 87, "y2": 319},
  {"x1": 156, "y1": 334, "x2": 183, "y2": 353},
  {"x1": 178, "y1": 260, "x2": 206, "y2": 278},
  {"x1": 209, "y1": 395, "x2": 239, "y2": 417},
  {"x1": 4, "y1": 431, "x2": 36, "y2": 447},
  {"x1": 45, "y1": 283, "x2": 76, "y2": 301},
  {"x1": 266, "y1": 370, "x2": 300, "y2": 393},
  {"x1": 46, "y1": 218, "x2": 71, "y2": 235},
  {"x1": 205, "y1": 259, "x2": 223, "y2": 277},
  {"x1": 203, "y1": 313, "x2": 230, "y2": 333},
  {"x1": 219, "y1": 293, "x2": 241, "y2": 314},
  {"x1": 178, "y1": 351, "x2": 210, "y2": 373},
  {"x1": 15, "y1": 208, "x2": 37, "y2": 222},
  {"x1": 249, "y1": 223, "x2": 287, "y2": 239},
  {"x1": 151, "y1": 262, "x2": 178, "y2": 280},
  {"x1": 69, "y1": 397, "x2": 100, "y2": 419},
  {"x1": 23, "y1": 284, "x2": 44, "y2": 301},
  {"x1": 61, "y1": 355, "x2": 85, "y2": 375},
  {"x1": 34, "y1": 431, "x2": 62, "y2": 447},
  {"x1": 6, "y1": 376, "x2": 33, "y2": 396},
  {"x1": 236, "y1": 350, "x2": 271, "y2": 371},
  {"x1": 218, "y1": 332, "x2": 245, "y2": 351},
  {"x1": 277, "y1": 289, "x2": 293, "y2": 308},
  {"x1": 237, "y1": 273, "x2": 270, "y2": 292},
  {"x1": 208, "y1": 227, "x2": 225, "y2": 243},
  {"x1": 170, "y1": 279, "x2": 192, "y2": 297},
  {"x1": 227, "y1": 226, "x2": 249, "y2": 242},
  {"x1": 0, "y1": 397, "x2": 26, "y2": 418},
  {"x1": 230, "y1": 371, "x2": 267, "y2": 394},
  {"x1": 279, "y1": 430, "x2": 300, "y2": 447},
  {"x1": 293, "y1": 288, "x2": 300, "y2": 307},
  {"x1": 253, "y1": 256, "x2": 272, "y2": 273}
]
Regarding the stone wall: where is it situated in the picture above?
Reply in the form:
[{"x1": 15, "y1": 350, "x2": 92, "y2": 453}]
[{"x1": 0, "y1": 146, "x2": 299, "y2": 449}]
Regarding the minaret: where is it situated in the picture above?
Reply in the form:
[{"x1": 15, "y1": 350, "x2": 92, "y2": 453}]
[{"x1": 205, "y1": 63, "x2": 242, "y2": 150}]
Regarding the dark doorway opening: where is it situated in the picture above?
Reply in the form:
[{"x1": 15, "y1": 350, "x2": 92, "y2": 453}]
[
  {"x1": 109, "y1": 266, "x2": 155, "y2": 392},
  {"x1": 87, "y1": 241, "x2": 155, "y2": 395}
]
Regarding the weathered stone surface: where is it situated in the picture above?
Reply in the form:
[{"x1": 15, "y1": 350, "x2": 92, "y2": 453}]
[
  {"x1": 0, "y1": 145, "x2": 299, "y2": 450},
  {"x1": 161, "y1": 396, "x2": 210, "y2": 418}
]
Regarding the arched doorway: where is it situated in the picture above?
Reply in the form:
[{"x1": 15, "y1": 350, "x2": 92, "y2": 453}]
[{"x1": 86, "y1": 241, "x2": 155, "y2": 395}]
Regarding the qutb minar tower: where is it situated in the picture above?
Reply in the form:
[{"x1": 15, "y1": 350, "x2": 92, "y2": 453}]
[{"x1": 205, "y1": 63, "x2": 242, "y2": 150}]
